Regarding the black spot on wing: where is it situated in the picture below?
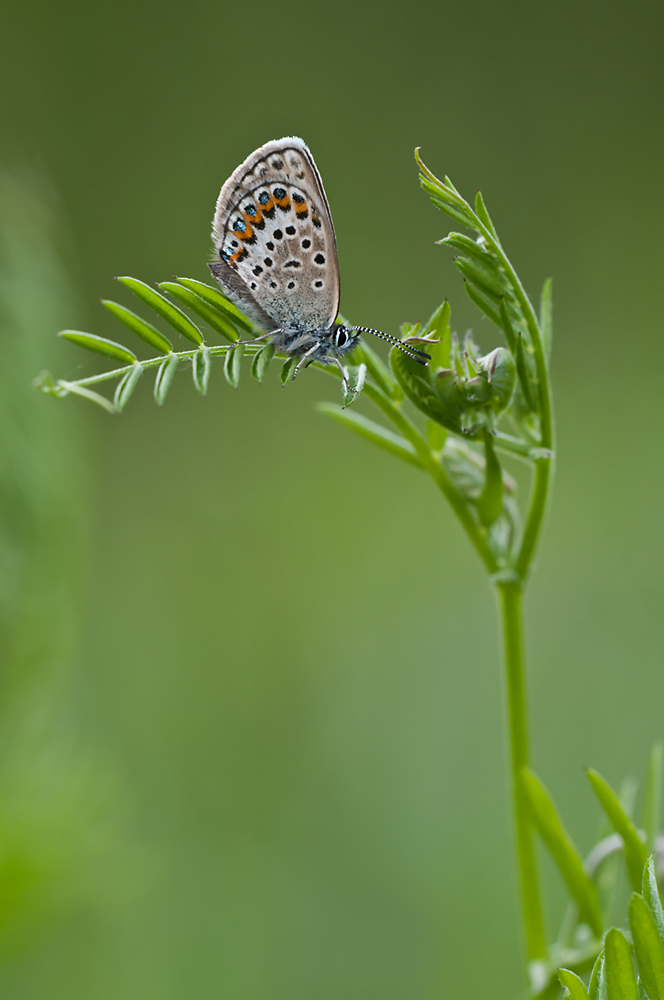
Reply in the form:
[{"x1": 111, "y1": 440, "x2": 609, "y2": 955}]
[{"x1": 285, "y1": 226, "x2": 296, "y2": 236}]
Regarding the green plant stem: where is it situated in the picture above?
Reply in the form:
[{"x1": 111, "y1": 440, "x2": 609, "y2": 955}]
[
  {"x1": 497, "y1": 579, "x2": 547, "y2": 963},
  {"x1": 361, "y1": 384, "x2": 500, "y2": 575},
  {"x1": 516, "y1": 457, "x2": 551, "y2": 580},
  {"x1": 65, "y1": 342, "x2": 260, "y2": 388},
  {"x1": 479, "y1": 220, "x2": 555, "y2": 973}
]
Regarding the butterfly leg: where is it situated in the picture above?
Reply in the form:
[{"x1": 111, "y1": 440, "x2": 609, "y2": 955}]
[
  {"x1": 332, "y1": 358, "x2": 350, "y2": 393},
  {"x1": 291, "y1": 343, "x2": 320, "y2": 381},
  {"x1": 228, "y1": 329, "x2": 282, "y2": 349}
]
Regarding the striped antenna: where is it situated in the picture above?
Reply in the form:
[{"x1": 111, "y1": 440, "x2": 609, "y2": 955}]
[{"x1": 348, "y1": 326, "x2": 431, "y2": 366}]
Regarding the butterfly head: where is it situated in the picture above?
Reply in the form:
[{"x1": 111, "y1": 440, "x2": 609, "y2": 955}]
[{"x1": 331, "y1": 325, "x2": 361, "y2": 358}]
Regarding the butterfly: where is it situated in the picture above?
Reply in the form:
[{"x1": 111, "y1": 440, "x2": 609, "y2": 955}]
[{"x1": 209, "y1": 137, "x2": 430, "y2": 387}]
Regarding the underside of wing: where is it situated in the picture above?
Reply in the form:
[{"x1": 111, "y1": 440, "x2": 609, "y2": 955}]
[{"x1": 211, "y1": 138, "x2": 340, "y2": 333}]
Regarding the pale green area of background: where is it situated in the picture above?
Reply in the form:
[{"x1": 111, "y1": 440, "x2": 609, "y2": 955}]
[{"x1": 0, "y1": 0, "x2": 663, "y2": 996}]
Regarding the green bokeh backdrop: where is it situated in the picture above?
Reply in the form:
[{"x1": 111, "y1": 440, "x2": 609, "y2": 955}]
[{"x1": 0, "y1": 0, "x2": 663, "y2": 996}]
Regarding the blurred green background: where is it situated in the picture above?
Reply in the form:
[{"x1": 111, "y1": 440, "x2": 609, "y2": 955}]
[{"x1": 0, "y1": 0, "x2": 663, "y2": 996}]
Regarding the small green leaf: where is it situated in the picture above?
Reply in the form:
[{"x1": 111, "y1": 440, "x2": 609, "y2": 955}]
[
  {"x1": 438, "y1": 232, "x2": 497, "y2": 266},
  {"x1": 113, "y1": 363, "x2": 143, "y2": 411},
  {"x1": 342, "y1": 363, "x2": 367, "y2": 408},
  {"x1": 101, "y1": 300, "x2": 172, "y2": 354},
  {"x1": 643, "y1": 743, "x2": 663, "y2": 852},
  {"x1": 117, "y1": 277, "x2": 203, "y2": 346},
  {"x1": 604, "y1": 928, "x2": 638, "y2": 1000},
  {"x1": 418, "y1": 172, "x2": 475, "y2": 228},
  {"x1": 429, "y1": 195, "x2": 477, "y2": 229},
  {"x1": 474, "y1": 190, "x2": 498, "y2": 239},
  {"x1": 589, "y1": 952, "x2": 606, "y2": 1000},
  {"x1": 154, "y1": 353, "x2": 179, "y2": 405},
  {"x1": 521, "y1": 767, "x2": 603, "y2": 937},
  {"x1": 224, "y1": 343, "x2": 244, "y2": 388},
  {"x1": 499, "y1": 297, "x2": 517, "y2": 354},
  {"x1": 416, "y1": 162, "x2": 475, "y2": 229},
  {"x1": 175, "y1": 277, "x2": 254, "y2": 335},
  {"x1": 391, "y1": 347, "x2": 464, "y2": 434},
  {"x1": 317, "y1": 403, "x2": 422, "y2": 468},
  {"x1": 478, "y1": 347, "x2": 516, "y2": 414},
  {"x1": 158, "y1": 282, "x2": 239, "y2": 343},
  {"x1": 454, "y1": 256, "x2": 506, "y2": 302},
  {"x1": 58, "y1": 330, "x2": 137, "y2": 365},
  {"x1": 251, "y1": 343, "x2": 275, "y2": 383},
  {"x1": 192, "y1": 347, "x2": 211, "y2": 396},
  {"x1": 441, "y1": 437, "x2": 485, "y2": 500},
  {"x1": 629, "y1": 892, "x2": 664, "y2": 999},
  {"x1": 515, "y1": 333, "x2": 537, "y2": 411},
  {"x1": 464, "y1": 279, "x2": 503, "y2": 328},
  {"x1": 540, "y1": 277, "x2": 553, "y2": 360},
  {"x1": 426, "y1": 420, "x2": 447, "y2": 452},
  {"x1": 423, "y1": 300, "x2": 451, "y2": 370},
  {"x1": 279, "y1": 356, "x2": 298, "y2": 386},
  {"x1": 587, "y1": 768, "x2": 649, "y2": 892},
  {"x1": 643, "y1": 856, "x2": 664, "y2": 945},
  {"x1": 477, "y1": 429, "x2": 503, "y2": 528},
  {"x1": 558, "y1": 968, "x2": 590, "y2": 999},
  {"x1": 57, "y1": 380, "x2": 117, "y2": 413}
]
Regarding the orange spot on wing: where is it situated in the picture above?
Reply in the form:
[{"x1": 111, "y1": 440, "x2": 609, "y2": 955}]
[
  {"x1": 274, "y1": 191, "x2": 291, "y2": 209},
  {"x1": 229, "y1": 247, "x2": 248, "y2": 265},
  {"x1": 244, "y1": 207, "x2": 263, "y2": 227}
]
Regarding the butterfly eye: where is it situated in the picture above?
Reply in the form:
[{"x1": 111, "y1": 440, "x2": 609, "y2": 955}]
[{"x1": 335, "y1": 329, "x2": 348, "y2": 348}]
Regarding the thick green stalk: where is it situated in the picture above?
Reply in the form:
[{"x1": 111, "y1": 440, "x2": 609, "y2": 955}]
[
  {"x1": 497, "y1": 580, "x2": 547, "y2": 963},
  {"x1": 477, "y1": 217, "x2": 555, "y2": 972},
  {"x1": 446, "y1": 186, "x2": 555, "y2": 972}
]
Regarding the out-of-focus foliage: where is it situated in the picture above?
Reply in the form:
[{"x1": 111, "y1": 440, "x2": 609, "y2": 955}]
[{"x1": 0, "y1": 174, "x2": 138, "y2": 986}]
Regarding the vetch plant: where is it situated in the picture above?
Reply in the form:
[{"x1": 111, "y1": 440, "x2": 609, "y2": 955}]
[{"x1": 35, "y1": 150, "x2": 663, "y2": 998}]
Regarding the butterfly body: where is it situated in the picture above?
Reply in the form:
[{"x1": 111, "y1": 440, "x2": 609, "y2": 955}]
[{"x1": 210, "y1": 137, "x2": 429, "y2": 376}]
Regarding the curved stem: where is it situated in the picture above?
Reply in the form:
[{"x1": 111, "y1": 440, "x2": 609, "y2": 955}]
[
  {"x1": 362, "y1": 384, "x2": 500, "y2": 575},
  {"x1": 516, "y1": 457, "x2": 551, "y2": 580},
  {"x1": 498, "y1": 580, "x2": 547, "y2": 963}
]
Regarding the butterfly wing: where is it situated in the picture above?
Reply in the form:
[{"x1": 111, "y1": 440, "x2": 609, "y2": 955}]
[{"x1": 211, "y1": 137, "x2": 340, "y2": 334}]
